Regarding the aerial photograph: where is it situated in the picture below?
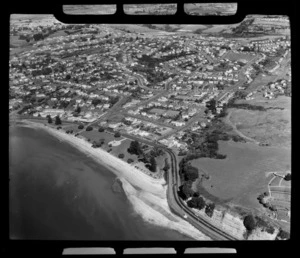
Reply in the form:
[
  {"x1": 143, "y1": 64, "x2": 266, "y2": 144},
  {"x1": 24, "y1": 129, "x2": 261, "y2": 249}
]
[{"x1": 9, "y1": 4, "x2": 291, "y2": 241}]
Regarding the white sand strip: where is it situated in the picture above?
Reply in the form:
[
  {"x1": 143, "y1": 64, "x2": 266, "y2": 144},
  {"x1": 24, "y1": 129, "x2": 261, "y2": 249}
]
[{"x1": 20, "y1": 120, "x2": 210, "y2": 240}]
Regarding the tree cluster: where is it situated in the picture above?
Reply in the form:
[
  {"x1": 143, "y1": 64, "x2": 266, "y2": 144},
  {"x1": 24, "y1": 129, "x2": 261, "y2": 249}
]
[
  {"x1": 92, "y1": 138, "x2": 105, "y2": 148},
  {"x1": 33, "y1": 33, "x2": 44, "y2": 41},
  {"x1": 114, "y1": 132, "x2": 121, "y2": 138},
  {"x1": 127, "y1": 140, "x2": 143, "y2": 156},
  {"x1": 179, "y1": 158, "x2": 199, "y2": 183},
  {"x1": 86, "y1": 126, "x2": 93, "y2": 131},
  {"x1": 206, "y1": 98, "x2": 217, "y2": 114},
  {"x1": 276, "y1": 229, "x2": 290, "y2": 240},
  {"x1": 178, "y1": 182, "x2": 194, "y2": 200},
  {"x1": 146, "y1": 156, "x2": 157, "y2": 172},
  {"x1": 187, "y1": 196, "x2": 206, "y2": 210}
]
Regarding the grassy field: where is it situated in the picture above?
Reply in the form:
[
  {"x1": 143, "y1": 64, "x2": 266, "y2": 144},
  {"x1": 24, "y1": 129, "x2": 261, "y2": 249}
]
[
  {"x1": 63, "y1": 5, "x2": 116, "y2": 15},
  {"x1": 11, "y1": 14, "x2": 59, "y2": 27},
  {"x1": 280, "y1": 179, "x2": 291, "y2": 187},
  {"x1": 124, "y1": 4, "x2": 176, "y2": 15},
  {"x1": 109, "y1": 138, "x2": 138, "y2": 161},
  {"x1": 47, "y1": 30, "x2": 68, "y2": 39},
  {"x1": 202, "y1": 25, "x2": 232, "y2": 34},
  {"x1": 269, "y1": 176, "x2": 282, "y2": 186},
  {"x1": 224, "y1": 52, "x2": 256, "y2": 62},
  {"x1": 10, "y1": 36, "x2": 36, "y2": 56},
  {"x1": 190, "y1": 140, "x2": 291, "y2": 210},
  {"x1": 80, "y1": 130, "x2": 117, "y2": 144},
  {"x1": 229, "y1": 96, "x2": 291, "y2": 148},
  {"x1": 184, "y1": 3, "x2": 237, "y2": 16}
]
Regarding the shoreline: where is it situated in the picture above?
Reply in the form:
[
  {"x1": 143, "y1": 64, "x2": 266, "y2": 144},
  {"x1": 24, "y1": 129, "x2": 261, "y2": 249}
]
[
  {"x1": 19, "y1": 119, "x2": 167, "y2": 198},
  {"x1": 17, "y1": 119, "x2": 211, "y2": 240}
]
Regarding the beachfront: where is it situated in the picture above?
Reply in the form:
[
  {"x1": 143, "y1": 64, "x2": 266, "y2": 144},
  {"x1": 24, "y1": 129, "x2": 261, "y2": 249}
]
[{"x1": 19, "y1": 120, "x2": 211, "y2": 240}]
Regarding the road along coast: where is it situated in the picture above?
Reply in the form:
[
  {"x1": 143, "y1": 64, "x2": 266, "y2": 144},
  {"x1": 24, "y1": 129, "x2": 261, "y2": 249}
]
[{"x1": 19, "y1": 120, "x2": 211, "y2": 240}]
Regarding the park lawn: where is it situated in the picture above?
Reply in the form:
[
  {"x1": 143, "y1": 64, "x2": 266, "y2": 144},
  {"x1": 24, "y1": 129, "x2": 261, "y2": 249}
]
[
  {"x1": 61, "y1": 123, "x2": 81, "y2": 133},
  {"x1": 80, "y1": 130, "x2": 115, "y2": 144},
  {"x1": 109, "y1": 139, "x2": 138, "y2": 163}
]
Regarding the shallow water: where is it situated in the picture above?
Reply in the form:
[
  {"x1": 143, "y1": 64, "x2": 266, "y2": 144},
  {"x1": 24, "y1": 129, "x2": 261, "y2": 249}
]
[{"x1": 9, "y1": 125, "x2": 193, "y2": 240}]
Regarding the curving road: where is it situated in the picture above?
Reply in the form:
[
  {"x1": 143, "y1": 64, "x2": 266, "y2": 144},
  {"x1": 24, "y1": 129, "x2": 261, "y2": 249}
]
[
  {"x1": 120, "y1": 129, "x2": 239, "y2": 240},
  {"x1": 164, "y1": 148, "x2": 239, "y2": 240}
]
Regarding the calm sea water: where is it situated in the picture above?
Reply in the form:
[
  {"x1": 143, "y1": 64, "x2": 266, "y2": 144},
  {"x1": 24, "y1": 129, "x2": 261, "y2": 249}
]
[{"x1": 9, "y1": 124, "x2": 192, "y2": 240}]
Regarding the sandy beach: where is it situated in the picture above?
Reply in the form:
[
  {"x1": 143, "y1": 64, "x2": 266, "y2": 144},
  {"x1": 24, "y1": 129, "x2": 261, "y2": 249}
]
[{"x1": 20, "y1": 120, "x2": 210, "y2": 240}]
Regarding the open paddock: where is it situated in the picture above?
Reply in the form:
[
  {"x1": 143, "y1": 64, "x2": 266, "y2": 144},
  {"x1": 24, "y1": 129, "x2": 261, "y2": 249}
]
[
  {"x1": 268, "y1": 176, "x2": 282, "y2": 186},
  {"x1": 191, "y1": 140, "x2": 290, "y2": 209},
  {"x1": 280, "y1": 179, "x2": 291, "y2": 187},
  {"x1": 224, "y1": 52, "x2": 256, "y2": 62},
  {"x1": 228, "y1": 96, "x2": 291, "y2": 148},
  {"x1": 271, "y1": 192, "x2": 290, "y2": 202},
  {"x1": 277, "y1": 210, "x2": 290, "y2": 222},
  {"x1": 271, "y1": 200, "x2": 290, "y2": 210},
  {"x1": 269, "y1": 186, "x2": 290, "y2": 193}
]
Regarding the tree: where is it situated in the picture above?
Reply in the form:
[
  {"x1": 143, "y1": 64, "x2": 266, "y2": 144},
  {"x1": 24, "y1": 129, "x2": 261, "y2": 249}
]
[
  {"x1": 284, "y1": 173, "x2": 291, "y2": 181},
  {"x1": 118, "y1": 153, "x2": 125, "y2": 159},
  {"x1": 127, "y1": 158, "x2": 134, "y2": 164},
  {"x1": 243, "y1": 214, "x2": 256, "y2": 231},
  {"x1": 149, "y1": 156, "x2": 157, "y2": 172},
  {"x1": 78, "y1": 124, "x2": 84, "y2": 129},
  {"x1": 75, "y1": 105, "x2": 81, "y2": 113},
  {"x1": 114, "y1": 132, "x2": 121, "y2": 138},
  {"x1": 47, "y1": 115, "x2": 52, "y2": 124},
  {"x1": 163, "y1": 158, "x2": 170, "y2": 172},
  {"x1": 98, "y1": 127, "x2": 105, "y2": 132},
  {"x1": 86, "y1": 126, "x2": 93, "y2": 131},
  {"x1": 65, "y1": 74, "x2": 71, "y2": 80},
  {"x1": 26, "y1": 38, "x2": 30, "y2": 43},
  {"x1": 55, "y1": 115, "x2": 62, "y2": 125},
  {"x1": 269, "y1": 205, "x2": 277, "y2": 212},
  {"x1": 205, "y1": 202, "x2": 215, "y2": 217}
]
